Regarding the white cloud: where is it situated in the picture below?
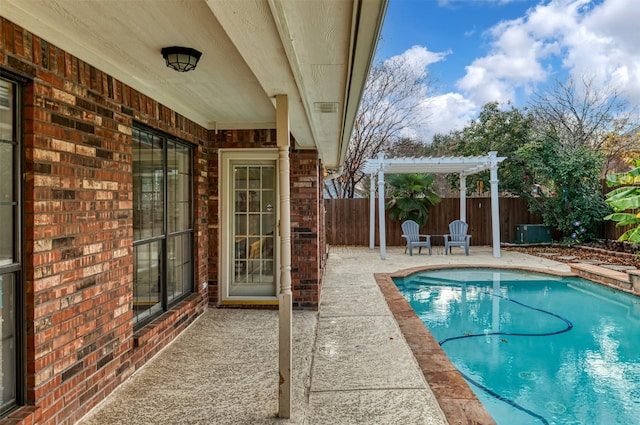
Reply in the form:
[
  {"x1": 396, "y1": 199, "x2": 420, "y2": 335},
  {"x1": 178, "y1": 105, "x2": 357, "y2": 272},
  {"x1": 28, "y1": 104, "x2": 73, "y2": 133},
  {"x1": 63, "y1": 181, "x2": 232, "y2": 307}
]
[
  {"x1": 385, "y1": 45, "x2": 451, "y2": 78},
  {"x1": 457, "y1": 64, "x2": 516, "y2": 106},
  {"x1": 400, "y1": 93, "x2": 477, "y2": 142},
  {"x1": 569, "y1": 0, "x2": 640, "y2": 99},
  {"x1": 383, "y1": 46, "x2": 463, "y2": 142},
  {"x1": 393, "y1": 0, "x2": 640, "y2": 143},
  {"x1": 455, "y1": 0, "x2": 640, "y2": 107}
]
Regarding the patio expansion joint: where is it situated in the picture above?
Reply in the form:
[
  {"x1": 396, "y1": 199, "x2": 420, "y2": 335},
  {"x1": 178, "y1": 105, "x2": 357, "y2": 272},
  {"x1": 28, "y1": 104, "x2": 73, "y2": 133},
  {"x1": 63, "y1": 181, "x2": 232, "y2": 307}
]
[
  {"x1": 318, "y1": 313, "x2": 390, "y2": 318},
  {"x1": 305, "y1": 308, "x2": 323, "y2": 406},
  {"x1": 309, "y1": 386, "x2": 428, "y2": 394}
]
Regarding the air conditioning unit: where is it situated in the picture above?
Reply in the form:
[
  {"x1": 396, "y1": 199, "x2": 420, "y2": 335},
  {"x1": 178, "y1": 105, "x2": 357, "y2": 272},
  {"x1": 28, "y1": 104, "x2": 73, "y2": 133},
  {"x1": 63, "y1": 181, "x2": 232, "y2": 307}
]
[{"x1": 515, "y1": 224, "x2": 551, "y2": 243}]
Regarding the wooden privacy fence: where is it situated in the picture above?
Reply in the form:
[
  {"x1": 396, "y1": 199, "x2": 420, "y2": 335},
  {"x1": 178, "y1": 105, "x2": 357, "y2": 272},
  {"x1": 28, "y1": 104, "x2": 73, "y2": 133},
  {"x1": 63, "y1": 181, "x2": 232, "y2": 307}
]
[{"x1": 325, "y1": 198, "x2": 634, "y2": 246}]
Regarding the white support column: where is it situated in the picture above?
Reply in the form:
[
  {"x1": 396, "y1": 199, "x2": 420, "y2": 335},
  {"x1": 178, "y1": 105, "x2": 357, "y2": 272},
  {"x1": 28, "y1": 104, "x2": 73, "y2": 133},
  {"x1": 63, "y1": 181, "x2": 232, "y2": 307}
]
[
  {"x1": 377, "y1": 153, "x2": 386, "y2": 260},
  {"x1": 489, "y1": 151, "x2": 501, "y2": 258},
  {"x1": 276, "y1": 95, "x2": 292, "y2": 418},
  {"x1": 369, "y1": 173, "x2": 376, "y2": 250},
  {"x1": 460, "y1": 174, "x2": 467, "y2": 223}
]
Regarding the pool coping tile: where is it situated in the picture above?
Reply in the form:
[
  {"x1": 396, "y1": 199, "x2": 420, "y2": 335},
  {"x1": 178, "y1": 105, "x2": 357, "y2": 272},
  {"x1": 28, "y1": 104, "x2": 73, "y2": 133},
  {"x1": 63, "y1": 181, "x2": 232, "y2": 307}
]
[{"x1": 375, "y1": 271, "x2": 498, "y2": 425}]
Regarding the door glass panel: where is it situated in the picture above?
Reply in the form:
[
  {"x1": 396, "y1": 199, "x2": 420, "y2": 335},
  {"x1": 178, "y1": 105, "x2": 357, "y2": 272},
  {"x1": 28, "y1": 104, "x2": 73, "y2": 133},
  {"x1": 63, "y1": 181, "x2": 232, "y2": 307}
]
[
  {"x1": 235, "y1": 167, "x2": 247, "y2": 189},
  {"x1": 230, "y1": 163, "x2": 276, "y2": 296},
  {"x1": 262, "y1": 166, "x2": 275, "y2": 190},
  {"x1": 248, "y1": 167, "x2": 261, "y2": 189}
]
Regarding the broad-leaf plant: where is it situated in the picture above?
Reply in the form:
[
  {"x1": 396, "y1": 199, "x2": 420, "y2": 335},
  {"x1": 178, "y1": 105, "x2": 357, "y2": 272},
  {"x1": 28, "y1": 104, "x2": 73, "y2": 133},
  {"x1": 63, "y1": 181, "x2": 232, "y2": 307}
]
[{"x1": 604, "y1": 159, "x2": 640, "y2": 243}]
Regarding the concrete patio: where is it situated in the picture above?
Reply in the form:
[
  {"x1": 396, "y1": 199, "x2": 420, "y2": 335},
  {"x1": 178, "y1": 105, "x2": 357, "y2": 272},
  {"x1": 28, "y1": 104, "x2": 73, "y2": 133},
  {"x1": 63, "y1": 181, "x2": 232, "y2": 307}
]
[{"x1": 77, "y1": 246, "x2": 572, "y2": 425}]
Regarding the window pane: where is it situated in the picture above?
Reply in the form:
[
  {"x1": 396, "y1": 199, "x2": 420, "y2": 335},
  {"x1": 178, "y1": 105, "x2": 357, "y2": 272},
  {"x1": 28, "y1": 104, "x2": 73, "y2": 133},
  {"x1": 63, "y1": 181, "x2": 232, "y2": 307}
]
[
  {"x1": 132, "y1": 138, "x2": 141, "y2": 241},
  {"x1": 168, "y1": 173, "x2": 191, "y2": 233},
  {"x1": 0, "y1": 81, "x2": 13, "y2": 143},
  {"x1": 176, "y1": 202, "x2": 189, "y2": 231},
  {"x1": 0, "y1": 207, "x2": 12, "y2": 266},
  {"x1": 0, "y1": 142, "x2": 13, "y2": 205},
  {"x1": 133, "y1": 242, "x2": 162, "y2": 324},
  {"x1": 0, "y1": 273, "x2": 16, "y2": 409},
  {"x1": 0, "y1": 80, "x2": 15, "y2": 267},
  {"x1": 132, "y1": 127, "x2": 193, "y2": 326},
  {"x1": 0, "y1": 78, "x2": 18, "y2": 414},
  {"x1": 167, "y1": 234, "x2": 192, "y2": 302},
  {"x1": 133, "y1": 131, "x2": 164, "y2": 241}
]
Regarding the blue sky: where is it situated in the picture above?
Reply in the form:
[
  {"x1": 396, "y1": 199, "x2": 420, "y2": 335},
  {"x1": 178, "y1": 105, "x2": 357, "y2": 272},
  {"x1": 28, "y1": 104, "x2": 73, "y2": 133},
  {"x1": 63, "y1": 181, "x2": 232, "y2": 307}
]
[{"x1": 377, "y1": 0, "x2": 640, "y2": 142}]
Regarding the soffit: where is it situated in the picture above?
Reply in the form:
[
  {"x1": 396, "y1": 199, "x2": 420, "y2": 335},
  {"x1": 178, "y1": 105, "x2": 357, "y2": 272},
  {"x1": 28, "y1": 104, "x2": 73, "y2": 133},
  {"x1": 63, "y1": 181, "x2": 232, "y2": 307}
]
[{"x1": 1, "y1": 0, "x2": 386, "y2": 168}]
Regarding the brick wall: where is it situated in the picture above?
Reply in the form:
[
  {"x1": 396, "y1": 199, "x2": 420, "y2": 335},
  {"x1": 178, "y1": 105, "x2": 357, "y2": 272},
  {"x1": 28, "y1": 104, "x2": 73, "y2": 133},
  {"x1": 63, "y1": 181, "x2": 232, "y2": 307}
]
[
  {"x1": 208, "y1": 131, "x2": 324, "y2": 309},
  {"x1": 290, "y1": 150, "x2": 324, "y2": 308},
  {"x1": 1, "y1": 18, "x2": 208, "y2": 425},
  {"x1": 2, "y1": 14, "x2": 328, "y2": 425}
]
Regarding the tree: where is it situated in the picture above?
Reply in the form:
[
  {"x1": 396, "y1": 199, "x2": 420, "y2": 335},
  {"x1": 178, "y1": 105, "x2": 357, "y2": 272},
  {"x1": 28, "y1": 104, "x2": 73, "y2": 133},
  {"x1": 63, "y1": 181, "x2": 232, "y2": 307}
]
[
  {"x1": 326, "y1": 53, "x2": 431, "y2": 198},
  {"x1": 528, "y1": 76, "x2": 635, "y2": 153},
  {"x1": 604, "y1": 159, "x2": 640, "y2": 243},
  {"x1": 432, "y1": 98, "x2": 612, "y2": 239},
  {"x1": 384, "y1": 137, "x2": 431, "y2": 158},
  {"x1": 518, "y1": 140, "x2": 610, "y2": 239},
  {"x1": 385, "y1": 174, "x2": 440, "y2": 226},
  {"x1": 447, "y1": 102, "x2": 534, "y2": 197},
  {"x1": 600, "y1": 121, "x2": 640, "y2": 174},
  {"x1": 426, "y1": 133, "x2": 459, "y2": 157},
  {"x1": 521, "y1": 76, "x2": 631, "y2": 239}
]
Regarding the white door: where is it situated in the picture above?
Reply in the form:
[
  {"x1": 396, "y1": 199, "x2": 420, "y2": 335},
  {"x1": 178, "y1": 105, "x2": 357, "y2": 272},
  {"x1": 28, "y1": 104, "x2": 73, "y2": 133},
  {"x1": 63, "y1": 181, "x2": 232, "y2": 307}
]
[{"x1": 220, "y1": 150, "x2": 278, "y2": 303}]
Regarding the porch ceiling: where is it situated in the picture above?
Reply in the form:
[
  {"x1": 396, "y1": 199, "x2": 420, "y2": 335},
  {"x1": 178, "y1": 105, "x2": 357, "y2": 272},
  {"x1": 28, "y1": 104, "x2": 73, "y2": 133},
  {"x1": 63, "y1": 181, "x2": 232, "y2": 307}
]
[{"x1": 1, "y1": 0, "x2": 387, "y2": 168}]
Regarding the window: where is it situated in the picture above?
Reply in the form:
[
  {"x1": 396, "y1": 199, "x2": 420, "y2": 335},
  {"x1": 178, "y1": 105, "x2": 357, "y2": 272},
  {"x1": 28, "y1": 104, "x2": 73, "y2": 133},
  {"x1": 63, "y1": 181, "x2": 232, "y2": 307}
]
[
  {"x1": 0, "y1": 75, "x2": 21, "y2": 415},
  {"x1": 132, "y1": 126, "x2": 193, "y2": 326}
]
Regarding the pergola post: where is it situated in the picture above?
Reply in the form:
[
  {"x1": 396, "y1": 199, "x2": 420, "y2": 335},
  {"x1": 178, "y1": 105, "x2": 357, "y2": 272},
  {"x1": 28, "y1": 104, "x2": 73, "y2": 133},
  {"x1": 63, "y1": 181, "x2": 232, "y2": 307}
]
[
  {"x1": 369, "y1": 172, "x2": 376, "y2": 250},
  {"x1": 377, "y1": 152, "x2": 386, "y2": 260},
  {"x1": 489, "y1": 151, "x2": 501, "y2": 258},
  {"x1": 460, "y1": 174, "x2": 467, "y2": 223}
]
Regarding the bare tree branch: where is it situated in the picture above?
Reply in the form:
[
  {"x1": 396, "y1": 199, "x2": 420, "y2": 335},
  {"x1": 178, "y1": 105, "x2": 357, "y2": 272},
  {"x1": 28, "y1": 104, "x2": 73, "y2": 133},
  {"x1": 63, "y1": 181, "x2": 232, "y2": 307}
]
[
  {"x1": 529, "y1": 76, "x2": 636, "y2": 154},
  {"x1": 330, "y1": 53, "x2": 432, "y2": 197}
]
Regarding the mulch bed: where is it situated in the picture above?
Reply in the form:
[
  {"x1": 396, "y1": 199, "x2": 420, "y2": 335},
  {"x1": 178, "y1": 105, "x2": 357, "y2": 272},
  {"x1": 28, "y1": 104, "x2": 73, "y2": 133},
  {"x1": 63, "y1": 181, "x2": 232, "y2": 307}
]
[{"x1": 503, "y1": 243, "x2": 640, "y2": 269}]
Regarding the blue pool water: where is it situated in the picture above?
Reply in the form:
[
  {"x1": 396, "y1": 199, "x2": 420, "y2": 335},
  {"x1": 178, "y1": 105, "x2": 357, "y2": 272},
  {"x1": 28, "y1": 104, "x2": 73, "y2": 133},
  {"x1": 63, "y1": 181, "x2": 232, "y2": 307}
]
[{"x1": 393, "y1": 268, "x2": 640, "y2": 425}]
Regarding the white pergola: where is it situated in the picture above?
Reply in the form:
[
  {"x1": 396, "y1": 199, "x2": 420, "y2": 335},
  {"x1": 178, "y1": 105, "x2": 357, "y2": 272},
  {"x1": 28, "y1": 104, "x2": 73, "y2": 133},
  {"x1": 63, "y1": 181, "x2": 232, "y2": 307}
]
[{"x1": 362, "y1": 151, "x2": 506, "y2": 259}]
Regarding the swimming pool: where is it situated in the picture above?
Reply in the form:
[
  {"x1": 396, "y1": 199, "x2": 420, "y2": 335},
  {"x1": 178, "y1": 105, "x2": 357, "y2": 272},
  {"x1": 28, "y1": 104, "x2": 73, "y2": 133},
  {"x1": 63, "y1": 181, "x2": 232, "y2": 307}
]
[{"x1": 393, "y1": 268, "x2": 640, "y2": 425}]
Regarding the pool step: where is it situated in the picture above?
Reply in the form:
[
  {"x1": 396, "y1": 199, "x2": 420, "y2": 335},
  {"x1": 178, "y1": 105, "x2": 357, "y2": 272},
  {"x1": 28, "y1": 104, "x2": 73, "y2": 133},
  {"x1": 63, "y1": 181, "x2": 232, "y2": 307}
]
[{"x1": 569, "y1": 263, "x2": 634, "y2": 292}]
